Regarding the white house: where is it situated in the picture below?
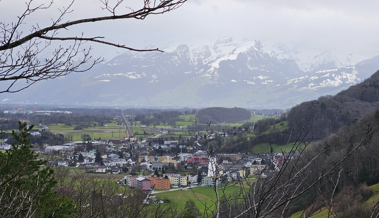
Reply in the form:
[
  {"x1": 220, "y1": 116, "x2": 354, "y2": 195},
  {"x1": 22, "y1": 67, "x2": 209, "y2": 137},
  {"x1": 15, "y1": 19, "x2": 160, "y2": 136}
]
[
  {"x1": 178, "y1": 153, "x2": 192, "y2": 162},
  {"x1": 57, "y1": 160, "x2": 69, "y2": 167},
  {"x1": 187, "y1": 173, "x2": 198, "y2": 184},
  {"x1": 0, "y1": 143, "x2": 11, "y2": 150}
]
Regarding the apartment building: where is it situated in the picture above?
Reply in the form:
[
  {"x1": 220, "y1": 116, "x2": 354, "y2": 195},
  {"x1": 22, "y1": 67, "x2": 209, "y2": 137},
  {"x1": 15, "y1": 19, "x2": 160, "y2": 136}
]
[{"x1": 147, "y1": 176, "x2": 170, "y2": 190}]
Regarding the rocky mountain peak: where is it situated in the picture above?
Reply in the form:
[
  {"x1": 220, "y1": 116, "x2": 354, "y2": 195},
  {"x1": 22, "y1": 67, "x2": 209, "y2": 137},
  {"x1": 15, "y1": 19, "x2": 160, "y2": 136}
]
[{"x1": 3, "y1": 37, "x2": 379, "y2": 109}]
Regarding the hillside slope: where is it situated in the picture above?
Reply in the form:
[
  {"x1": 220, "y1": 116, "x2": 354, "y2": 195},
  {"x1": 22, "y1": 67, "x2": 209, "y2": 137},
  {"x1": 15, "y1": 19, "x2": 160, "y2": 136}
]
[
  {"x1": 284, "y1": 109, "x2": 379, "y2": 217},
  {"x1": 217, "y1": 70, "x2": 379, "y2": 153},
  {"x1": 287, "y1": 70, "x2": 379, "y2": 141}
]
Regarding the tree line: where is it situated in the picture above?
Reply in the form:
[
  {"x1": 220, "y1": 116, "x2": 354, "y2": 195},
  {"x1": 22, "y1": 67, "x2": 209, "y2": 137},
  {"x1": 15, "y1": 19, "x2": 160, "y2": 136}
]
[
  {"x1": 134, "y1": 110, "x2": 182, "y2": 126},
  {"x1": 197, "y1": 107, "x2": 251, "y2": 124},
  {"x1": 287, "y1": 70, "x2": 379, "y2": 141}
]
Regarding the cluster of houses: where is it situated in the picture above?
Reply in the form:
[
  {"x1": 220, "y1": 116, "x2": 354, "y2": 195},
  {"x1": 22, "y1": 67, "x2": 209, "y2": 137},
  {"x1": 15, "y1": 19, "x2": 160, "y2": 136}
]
[
  {"x1": 116, "y1": 154, "x2": 270, "y2": 191},
  {"x1": 0, "y1": 126, "x2": 299, "y2": 192},
  {"x1": 119, "y1": 173, "x2": 192, "y2": 191}
]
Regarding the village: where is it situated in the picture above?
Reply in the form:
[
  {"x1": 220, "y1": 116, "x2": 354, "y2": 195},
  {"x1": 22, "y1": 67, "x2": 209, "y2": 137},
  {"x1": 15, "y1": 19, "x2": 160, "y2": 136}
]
[
  {"x1": 0, "y1": 130, "x2": 296, "y2": 192},
  {"x1": 0, "y1": 107, "x2": 292, "y2": 193}
]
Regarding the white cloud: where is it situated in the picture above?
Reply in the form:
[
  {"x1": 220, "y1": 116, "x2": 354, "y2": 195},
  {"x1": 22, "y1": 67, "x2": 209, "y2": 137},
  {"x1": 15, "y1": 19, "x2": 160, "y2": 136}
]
[{"x1": 1, "y1": 0, "x2": 379, "y2": 59}]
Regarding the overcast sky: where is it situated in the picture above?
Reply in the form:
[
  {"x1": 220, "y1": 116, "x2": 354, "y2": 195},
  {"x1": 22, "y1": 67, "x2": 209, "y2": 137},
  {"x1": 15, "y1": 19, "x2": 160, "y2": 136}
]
[{"x1": 2, "y1": 0, "x2": 379, "y2": 60}]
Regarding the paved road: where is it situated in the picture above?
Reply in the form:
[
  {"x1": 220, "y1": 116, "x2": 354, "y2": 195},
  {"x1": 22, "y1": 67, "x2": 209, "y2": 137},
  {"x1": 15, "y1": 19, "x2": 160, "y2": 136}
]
[
  {"x1": 121, "y1": 111, "x2": 133, "y2": 138},
  {"x1": 152, "y1": 185, "x2": 199, "y2": 194}
]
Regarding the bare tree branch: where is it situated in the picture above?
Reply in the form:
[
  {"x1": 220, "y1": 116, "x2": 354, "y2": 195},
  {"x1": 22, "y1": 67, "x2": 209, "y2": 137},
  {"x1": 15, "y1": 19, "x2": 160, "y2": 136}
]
[
  {"x1": 0, "y1": 0, "x2": 187, "y2": 93},
  {"x1": 38, "y1": 35, "x2": 163, "y2": 52}
]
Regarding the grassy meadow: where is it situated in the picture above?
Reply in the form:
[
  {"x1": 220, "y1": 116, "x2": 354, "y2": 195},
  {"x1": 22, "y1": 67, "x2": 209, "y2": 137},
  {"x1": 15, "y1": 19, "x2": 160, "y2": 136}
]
[
  {"x1": 288, "y1": 182, "x2": 379, "y2": 217},
  {"x1": 252, "y1": 142, "x2": 305, "y2": 153},
  {"x1": 39, "y1": 113, "x2": 273, "y2": 142},
  {"x1": 155, "y1": 185, "x2": 247, "y2": 216}
]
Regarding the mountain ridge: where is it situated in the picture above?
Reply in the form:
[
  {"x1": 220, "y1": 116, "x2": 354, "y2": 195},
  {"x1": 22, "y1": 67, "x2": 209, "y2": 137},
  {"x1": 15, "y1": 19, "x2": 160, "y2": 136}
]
[{"x1": 2, "y1": 37, "x2": 379, "y2": 109}]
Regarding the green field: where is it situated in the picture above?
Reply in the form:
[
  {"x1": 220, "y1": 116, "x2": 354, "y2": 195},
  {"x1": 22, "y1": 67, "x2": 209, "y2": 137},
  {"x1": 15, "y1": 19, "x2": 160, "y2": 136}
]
[
  {"x1": 249, "y1": 115, "x2": 273, "y2": 123},
  {"x1": 45, "y1": 122, "x2": 130, "y2": 141},
  {"x1": 47, "y1": 122, "x2": 122, "y2": 132},
  {"x1": 155, "y1": 186, "x2": 246, "y2": 216},
  {"x1": 45, "y1": 123, "x2": 74, "y2": 132},
  {"x1": 217, "y1": 115, "x2": 270, "y2": 126},
  {"x1": 37, "y1": 112, "x2": 274, "y2": 143},
  {"x1": 252, "y1": 142, "x2": 305, "y2": 153},
  {"x1": 262, "y1": 121, "x2": 288, "y2": 134},
  {"x1": 44, "y1": 121, "x2": 164, "y2": 141},
  {"x1": 290, "y1": 209, "x2": 330, "y2": 218},
  {"x1": 55, "y1": 167, "x2": 128, "y2": 193},
  {"x1": 179, "y1": 114, "x2": 196, "y2": 121},
  {"x1": 176, "y1": 121, "x2": 193, "y2": 127},
  {"x1": 366, "y1": 183, "x2": 379, "y2": 205}
]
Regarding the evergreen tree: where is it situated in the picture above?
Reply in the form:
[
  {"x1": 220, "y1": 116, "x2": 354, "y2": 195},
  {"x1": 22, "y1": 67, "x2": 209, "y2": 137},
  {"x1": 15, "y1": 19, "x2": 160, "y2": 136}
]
[
  {"x1": 78, "y1": 153, "x2": 84, "y2": 162},
  {"x1": 197, "y1": 171, "x2": 203, "y2": 184},
  {"x1": 86, "y1": 142, "x2": 93, "y2": 152},
  {"x1": 0, "y1": 122, "x2": 76, "y2": 217},
  {"x1": 122, "y1": 167, "x2": 129, "y2": 173},
  {"x1": 181, "y1": 199, "x2": 201, "y2": 218},
  {"x1": 95, "y1": 149, "x2": 103, "y2": 165},
  {"x1": 154, "y1": 168, "x2": 160, "y2": 177}
]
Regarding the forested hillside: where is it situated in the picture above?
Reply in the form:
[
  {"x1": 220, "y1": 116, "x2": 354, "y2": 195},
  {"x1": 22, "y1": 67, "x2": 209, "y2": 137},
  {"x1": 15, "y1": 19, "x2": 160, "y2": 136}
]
[
  {"x1": 197, "y1": 107, "x2": 251, "y2": 124},
  {"x1": 338, "y1": 70, "x2": 379, "y2": 102},
  {"x1": 212, "y1": 70, "x2": 379, "y2": 216},
  {"x1": 220, "y1": 108, "x2": 379, "y2": 217},
  {"x1": 284, "y1": 109, "x2": 379, "y2": 217},
  {"x1": 287, "y1": 70, "x2": 379, "y2": 141},
  {"x1": 216, "y1": 70, "x2": 379, "y2": 153}
]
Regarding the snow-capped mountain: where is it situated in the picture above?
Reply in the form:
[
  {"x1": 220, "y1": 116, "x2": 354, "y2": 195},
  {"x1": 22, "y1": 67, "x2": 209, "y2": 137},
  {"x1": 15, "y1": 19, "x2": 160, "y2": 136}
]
[
  {"x1": 3, "y1": 37, "x2": 379, "y2": 109},
  {"x1": 308, "y1": 51, "x2": 360, "y2": 72}
]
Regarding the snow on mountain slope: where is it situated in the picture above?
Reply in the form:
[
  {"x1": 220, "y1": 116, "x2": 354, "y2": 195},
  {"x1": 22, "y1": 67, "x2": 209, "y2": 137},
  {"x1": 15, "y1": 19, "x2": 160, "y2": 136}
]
[
  {"x1": 3, "y1": 36, "x2": 377, "y2": 109},
  {"x1": 72, "y1": 38, "x2": 378, "y2": 107},
  {"x1": 287, "y1": 67, "x2": 361, "y2": 91},
  {"x1": 309, "y1": 51, "x2": 363, "y2": 72},
  {"x1": 152, "y1": 37, "x2": 365, "y2": 77}
]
